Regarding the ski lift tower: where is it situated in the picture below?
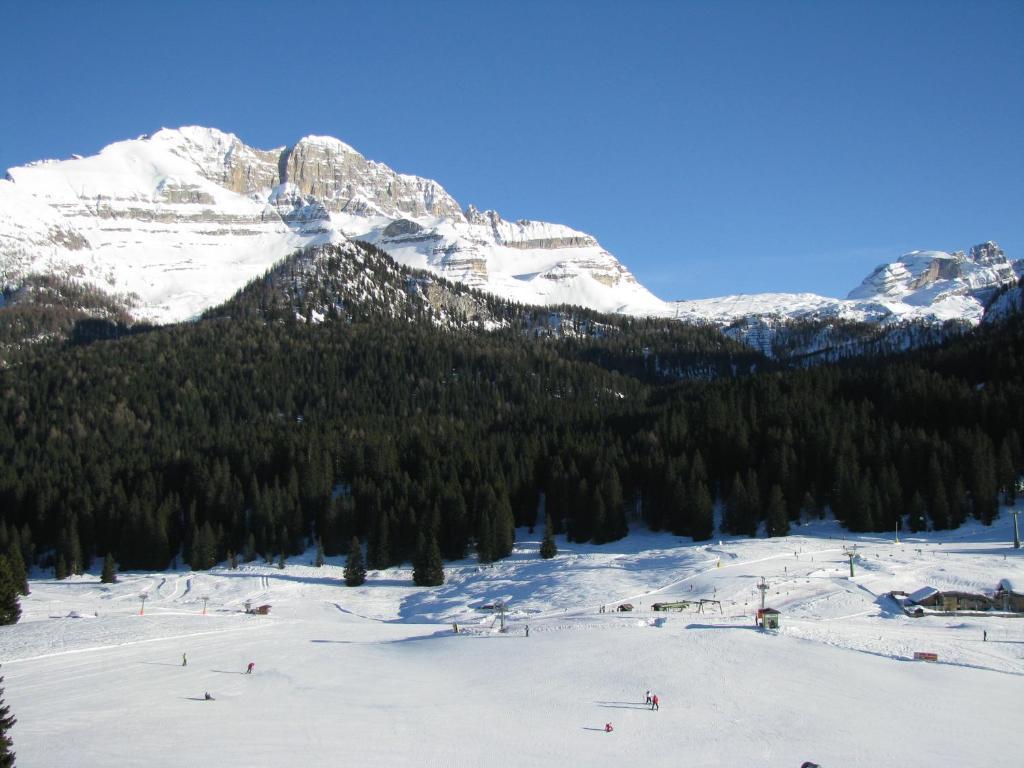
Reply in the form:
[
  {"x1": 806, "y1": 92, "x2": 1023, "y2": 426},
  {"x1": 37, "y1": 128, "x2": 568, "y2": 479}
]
[
  {"x1": 843, "y1": 546, "x2": 858, "y2": 577},
  {"x1": 201, "y1": 595, "x2": 209, "y2": 615},
  {"x1": 756, "y1": 577, "x2": 769, "y2": 612},
  {"x1": 1012, "y1": 510, "x2": 1020, "y2": 549},
  {"x1": 138, "y1": 592, "x2": 148, "y2": 615},
  {"x1": 494, "y1": 600, "x2": 507, "y2": 632}
]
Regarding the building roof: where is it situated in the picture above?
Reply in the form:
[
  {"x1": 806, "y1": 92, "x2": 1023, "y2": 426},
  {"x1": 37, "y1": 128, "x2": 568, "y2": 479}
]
[{"x1": 908, "y1": 587, "x2": 939, "y2": 603}]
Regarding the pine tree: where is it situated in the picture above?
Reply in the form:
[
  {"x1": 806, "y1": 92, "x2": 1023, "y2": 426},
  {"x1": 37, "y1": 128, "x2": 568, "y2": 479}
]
[
  {"x1": 412, "y1": 530, "x2": 445, "y2": 586},
  {"x1": 101, "y1": 552, "x2": 117, "y2": 584},
  {"x1": 723, "y1": 472, "x2": 746, "y2": 535},
  {"x1": 493, "y1": 492, "x2": 516, "y2": 558},
  {"x1": 314, "y1": 537, "x2": 325, "y2": 568},
  {"x1": 55, "y1": 555, "x2": 68, "y2": 581},
  {"x1": 0, "y1": 667, "x2": 15, "y2": 768},
  {"x1": 277, "y1": 552, "x2": 286, "y2": 570},
  {"x1": 4, "y1": 546, "x2": 27, "y2": 597},
  {"x1": 369, "y1": 513, "x2": 391, "y2": 570},
  {"x1": 908, "y1": 491, "x2": 927, "y2": 533},
  {"x1": 476, "y1": 511, "x2": 494, "y2": 564},
  {"x1": 0, "y1": 558, "x2": 20, "y2": 626},
  {"x1": 766, "y1": 485, "x2": 789, "y2": 537},
  {"x1": 689, "y1": 480, "x2": 715, "y2": 541},
  {"x1": 66, "y1": 514, "x2": 84, "y2": 575},
  {"x1": 539, "y1": 513, "x2": 557, "y2": 559},
  {"x1": 926, "y1": 455, "x2": 950, "y2": 530},
  {"x1": 344, "y1": 536, "x2": 366, "y2": 586}
]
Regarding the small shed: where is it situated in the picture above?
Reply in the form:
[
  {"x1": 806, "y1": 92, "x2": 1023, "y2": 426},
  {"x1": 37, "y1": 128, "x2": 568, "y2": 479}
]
[
  {"x1": 616, "y1": 603, "x2": 634, "y2": 612},
  {"x1": 756, "y1": 607, "x2": 780, "y2": 629},
  {"x1": 256, "y1": 604, "x2": 271, "y2": 615}
]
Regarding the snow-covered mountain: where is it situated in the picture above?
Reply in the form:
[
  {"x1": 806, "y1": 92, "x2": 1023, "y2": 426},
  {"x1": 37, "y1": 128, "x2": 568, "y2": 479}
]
[
  {"x1": 0, "y1": 126, "x2": 661, "y2": 324},
  {"x1": 665, "y1": 242, "x2": 1022, "y2": 356},
  {"x1": 0, "y1": 126, "x2": 1020, "y2": 353}
]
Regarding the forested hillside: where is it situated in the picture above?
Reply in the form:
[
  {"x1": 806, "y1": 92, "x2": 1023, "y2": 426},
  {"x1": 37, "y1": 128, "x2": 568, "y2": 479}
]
[{"x1": 0, "y1": 244, "x2": 1021, "y2": 576}]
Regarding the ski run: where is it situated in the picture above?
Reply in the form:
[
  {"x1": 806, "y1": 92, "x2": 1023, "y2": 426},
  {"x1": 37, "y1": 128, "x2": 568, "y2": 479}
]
[{"x1": 1, "y1": 511, "x2": 1022, "y2": 767}]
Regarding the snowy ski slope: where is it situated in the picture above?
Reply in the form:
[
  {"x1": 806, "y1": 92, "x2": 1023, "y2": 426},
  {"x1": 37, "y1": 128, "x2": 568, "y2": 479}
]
[{"x1": 2, "y1": 512, "x2": 1022, "y2": 767}]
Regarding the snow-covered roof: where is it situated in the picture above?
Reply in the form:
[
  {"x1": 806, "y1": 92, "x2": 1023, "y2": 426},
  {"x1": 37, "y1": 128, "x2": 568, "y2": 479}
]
[{"x1": 908, "y1": 586, "x2": 939, "y2": 603}]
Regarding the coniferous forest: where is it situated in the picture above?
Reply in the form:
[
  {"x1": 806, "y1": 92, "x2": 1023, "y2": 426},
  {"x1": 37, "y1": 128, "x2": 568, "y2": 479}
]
[{"x1": 0, "y1": 243, "x2": 1022, "y2": 578}]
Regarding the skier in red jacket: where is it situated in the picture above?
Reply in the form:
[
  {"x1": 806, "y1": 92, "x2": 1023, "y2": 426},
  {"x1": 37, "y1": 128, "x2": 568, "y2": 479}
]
[
  {"x1": 246, "y1": 661, "x2": 255, "y2": 674},
  {"x1": 651, "y1": 694, "x2": 659, "y2": 711}
]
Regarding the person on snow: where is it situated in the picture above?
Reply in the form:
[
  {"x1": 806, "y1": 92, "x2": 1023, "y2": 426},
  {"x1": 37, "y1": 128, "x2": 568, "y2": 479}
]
[
  {"x1": 182, "y1": 653, "x2": 187, "y2": 667},
  {"x1": 525, "y1": 625, "x2": 529, "y2": 637},
  {"x1": 645, "y1": 690, "x2": 652, "y2": 705},
  {"x1": 204, "y1": 692, "x2": 214, "y2": 701},
  {"x1": 651, "y1": 694, "x2": 659, "y2": 711},
  {"x1": 246, "y1": 662, "x2": 255, "y2": 674},
  {"x1": 604, "y1": 723, "x2": 613, "y2": 733}
]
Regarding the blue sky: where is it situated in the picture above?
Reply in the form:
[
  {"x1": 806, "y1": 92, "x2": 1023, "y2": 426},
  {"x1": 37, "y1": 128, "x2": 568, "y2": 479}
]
[{"x1": 2, "y1": 0, "x2": 1021, "y2": 300}]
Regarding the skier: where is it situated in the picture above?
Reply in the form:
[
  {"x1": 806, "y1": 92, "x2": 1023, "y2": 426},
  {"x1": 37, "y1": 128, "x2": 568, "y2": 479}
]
[
  {"x1": 204, "y1": 692, "x2": 214, "y2": 701},
  {"x1": 604, "y1": 723, "x2": 614, "y2": 733},
  {"x1": 246, "y1": 661, "x2": 255, "y2": 674},
  {"x1": 525, "y1": 625, "x2": 529, "y2": 637},
  {"x1": 645, "y1": 690, "x2": 652, "y2": 705},
  {"x1": 651, "y1": 694, "x2": 659, "y2": 711},
  {"x1": 182, "y1": 653, "x2": 187, "y2": 667},
  {"x1": 983, "y1": 630, "x2": 987, "y2": 642}
]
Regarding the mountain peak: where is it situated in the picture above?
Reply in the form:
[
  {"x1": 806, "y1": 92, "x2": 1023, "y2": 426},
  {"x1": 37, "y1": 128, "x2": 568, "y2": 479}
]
[
  {"x1": 292, "y1": 134, "x2": 361, "y2": 156},
  {"x1": 0, "y1": 127, "x2": 662, "y2": 323}
]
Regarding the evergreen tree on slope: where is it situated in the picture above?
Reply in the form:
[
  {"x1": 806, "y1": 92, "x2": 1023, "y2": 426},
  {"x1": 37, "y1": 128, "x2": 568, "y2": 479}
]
[
  {"x1": 100, "y1": 552, "x2": 117, "y2": 584},
  {"x1": 0, "y1": 558, "x2": 20, "y2": 626},
  {"x1": 539, "y1": 514, "x2": 557, "y2": 559},
  {"x1": 344, "y1": 537, "x2": 366, "y2": 587},
  {"x1": 0, "y1": 667, "x2": 15, "y2": 768}
]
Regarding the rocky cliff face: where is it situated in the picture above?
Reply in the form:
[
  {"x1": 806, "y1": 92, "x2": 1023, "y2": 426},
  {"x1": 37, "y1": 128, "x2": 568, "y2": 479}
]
[
  {"x1": 847, "y1": 241, "x2": 1020, "y2": 308},
  {"x1": 0, "y1": 126, "x2": 659, "y2": 323}
]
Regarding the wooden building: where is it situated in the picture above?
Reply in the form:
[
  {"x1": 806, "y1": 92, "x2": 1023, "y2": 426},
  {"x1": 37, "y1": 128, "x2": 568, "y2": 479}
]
[
  {"x1": 907, "y1": 586, "x2": 993, "y2": 612},
  {"x1": 994, "y1": 579, "x2": 1024, "y2": 612}
]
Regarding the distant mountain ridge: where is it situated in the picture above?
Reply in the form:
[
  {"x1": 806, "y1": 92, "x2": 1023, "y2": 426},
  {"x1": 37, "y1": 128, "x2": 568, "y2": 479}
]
[{"x1": 0, "y1": 126, "x2": 1020, "y2": 356}]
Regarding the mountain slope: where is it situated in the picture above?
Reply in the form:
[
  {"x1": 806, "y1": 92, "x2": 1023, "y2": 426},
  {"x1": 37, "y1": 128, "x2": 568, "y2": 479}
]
[
  {"x1": 206, "y1": 239, "x2": 764, "y2": 382},
  {"x1": 1, "y1": 126, "x2": 1020, "y2": 360},
  {"x1": 0, "y1": 127, "x2": 659, "y2": 323}
]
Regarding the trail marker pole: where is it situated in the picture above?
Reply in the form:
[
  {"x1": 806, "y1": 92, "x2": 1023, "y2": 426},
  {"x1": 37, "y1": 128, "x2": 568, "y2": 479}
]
[{"x1": 1012, "y1": 510, "x2": 1020, "y2": 550}]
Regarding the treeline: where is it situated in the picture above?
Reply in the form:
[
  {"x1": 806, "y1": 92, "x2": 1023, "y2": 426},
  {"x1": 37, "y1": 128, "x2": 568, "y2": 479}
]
[
  {"x1": 0, "y1": 274, "x2": 139, "y2": 364},
  {"x1": 0, "y1": 250, "x2": 1021, "y2": 577}
]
